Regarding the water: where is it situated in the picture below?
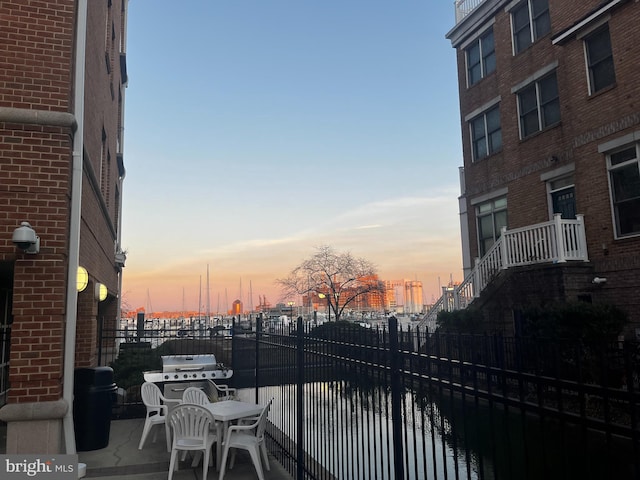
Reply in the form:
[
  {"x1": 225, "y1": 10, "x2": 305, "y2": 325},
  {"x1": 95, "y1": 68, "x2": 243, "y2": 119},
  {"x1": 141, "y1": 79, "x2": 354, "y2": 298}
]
[
  {"x1": 237, "y1": 382, "x2": 637, "y2": 480},
  {"x1": 241, "y1": 383, "x2": 479, "y2": 480}
]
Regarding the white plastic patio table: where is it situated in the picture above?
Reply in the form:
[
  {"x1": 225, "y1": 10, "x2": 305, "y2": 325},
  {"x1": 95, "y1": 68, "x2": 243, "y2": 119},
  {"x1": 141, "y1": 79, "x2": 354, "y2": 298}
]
[{"x1": 203, "y1": 399, "x2": 264, "y2": 470}]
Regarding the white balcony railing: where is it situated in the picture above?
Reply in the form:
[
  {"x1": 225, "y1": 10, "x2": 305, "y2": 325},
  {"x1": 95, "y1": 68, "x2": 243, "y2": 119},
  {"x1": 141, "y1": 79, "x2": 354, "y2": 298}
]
[
  {"x1": 419, "y1": 214, "x2": 589, "y2": 331},
  {"x1": 455, "y1": 0, "x2": 486, "y2": 23}
]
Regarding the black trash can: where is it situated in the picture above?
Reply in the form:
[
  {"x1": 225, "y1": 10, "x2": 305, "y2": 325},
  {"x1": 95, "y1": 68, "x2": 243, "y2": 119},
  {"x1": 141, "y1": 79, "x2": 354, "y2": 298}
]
[{"x1": 73, "y1": 366, "x2": 117, "y2": 451}]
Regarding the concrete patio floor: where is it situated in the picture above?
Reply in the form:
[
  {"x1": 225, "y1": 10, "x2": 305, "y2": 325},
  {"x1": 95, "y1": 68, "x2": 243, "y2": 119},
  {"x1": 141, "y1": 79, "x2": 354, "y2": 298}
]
[{"x1": 78, "y1": 417, "x2": 293, "y2": 480}]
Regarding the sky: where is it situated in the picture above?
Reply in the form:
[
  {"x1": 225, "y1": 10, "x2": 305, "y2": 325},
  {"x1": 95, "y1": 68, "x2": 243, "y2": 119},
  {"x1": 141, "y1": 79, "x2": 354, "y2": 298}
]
[{"x1": 121, "y1": 1, "x2": 464, "y2": 314}]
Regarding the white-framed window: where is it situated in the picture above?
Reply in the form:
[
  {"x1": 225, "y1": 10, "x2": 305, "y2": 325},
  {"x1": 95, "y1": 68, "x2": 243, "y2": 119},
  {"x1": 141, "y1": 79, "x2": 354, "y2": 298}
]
[
  {"x1": 517, "y1": 71, "x2": 560, "y2": 138},
  {"x1": 547, "y1": 175, "x2": 576, "y2": 219},
  {"x1": 511, "y1": 0, "x2": 551, "y2": 54},
  {"x1": 466, "y1": 27, "x2": 496, "y2": 86},
  {"x1": 476, "y1": 196, "x2": 507, "y2": 257},
  {"x1": 584, "y1": 24, "x2": 615, "y2": 94},
  {"x1": 470, "y1": 104, "x2": 502, "y2": 161},
  {"x1": 607, "y1": 144, "x2": 640, "y2": 238}
]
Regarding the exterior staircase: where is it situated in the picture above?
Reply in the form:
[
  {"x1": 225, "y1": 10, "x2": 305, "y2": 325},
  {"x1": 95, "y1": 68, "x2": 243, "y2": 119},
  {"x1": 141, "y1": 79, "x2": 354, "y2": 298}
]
[{"x1": 419, "y1": 214, "x2": 589, "y2": 331}]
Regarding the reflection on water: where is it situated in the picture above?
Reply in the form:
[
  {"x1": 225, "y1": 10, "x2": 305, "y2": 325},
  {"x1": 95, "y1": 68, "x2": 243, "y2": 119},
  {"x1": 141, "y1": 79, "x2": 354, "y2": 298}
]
[
  {"x1": 432, "y1": 390, "x2": 636, "y2": 480},
  {"x1": 248, "y1": 381, "x2": 636, "y2": 480},
  {"x1": 254, "y1": 382, "x2": 477, "y2": 480}
]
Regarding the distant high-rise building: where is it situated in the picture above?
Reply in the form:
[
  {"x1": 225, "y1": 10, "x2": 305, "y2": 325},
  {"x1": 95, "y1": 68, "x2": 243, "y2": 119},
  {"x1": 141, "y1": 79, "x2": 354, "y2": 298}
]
[
  {"x1": 383, "y1": 279, "x2": 424, "y2": 314},
  {"x1": 231, "y1": 300, "x2": 243, "y2": 315},
  {"x1": 384, "y1": 280, "x2": 403, "y2": 312},
  {"x1": 404, "y1": 281, "x2": 424, "y2": 314}
]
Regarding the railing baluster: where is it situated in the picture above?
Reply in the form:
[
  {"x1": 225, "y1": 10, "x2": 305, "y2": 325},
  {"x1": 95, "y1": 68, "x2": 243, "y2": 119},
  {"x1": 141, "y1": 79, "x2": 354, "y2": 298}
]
[{"x1": 455, "y1": 0, "x2": 486, "y2": 23}]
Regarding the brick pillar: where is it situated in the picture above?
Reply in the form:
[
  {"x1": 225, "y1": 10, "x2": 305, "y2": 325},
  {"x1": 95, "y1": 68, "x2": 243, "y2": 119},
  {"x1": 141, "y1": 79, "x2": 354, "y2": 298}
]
[{"x1": 0, "y1": 256, "x2": 68, "y2": 453}]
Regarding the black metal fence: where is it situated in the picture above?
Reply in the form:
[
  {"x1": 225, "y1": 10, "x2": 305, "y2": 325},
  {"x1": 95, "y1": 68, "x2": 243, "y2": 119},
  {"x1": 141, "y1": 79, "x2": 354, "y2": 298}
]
[
  {"x1": 97, "y1": 319, "x2": 236, "y2": 417},
  {"x1": 100, "y1": 317, "x2": 640, "y2": 480}
]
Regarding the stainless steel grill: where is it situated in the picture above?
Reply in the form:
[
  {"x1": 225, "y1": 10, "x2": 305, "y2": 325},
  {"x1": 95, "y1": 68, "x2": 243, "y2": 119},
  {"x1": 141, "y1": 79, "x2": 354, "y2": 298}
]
[
  {"x1": 142, "y1": 354, "x2": 232, "y2": 383},
  {"x1": 143, "y1": 354, "x2": 234, "y2": 401}
]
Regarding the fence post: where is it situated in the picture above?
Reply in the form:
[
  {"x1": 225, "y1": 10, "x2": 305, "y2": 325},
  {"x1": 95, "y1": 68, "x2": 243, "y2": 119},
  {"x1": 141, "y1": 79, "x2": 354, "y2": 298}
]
[
  {"x1": 255, "y1": 314, "x2": 262, "y2": 404},
  {"x1": 500, "y1": 226, "x2": 508, "y2": 269},
  {"x1": 296, "y1": 316, "x2": 305, "y2": 479},
  {"x1": 389, "y1": 316, "x2": 405, "y2": 479},
  {"x1": 473, "y1": 257, "x2": 481, "y2": 298},
  {"x1": 231, "y1": 317, "x2": 238, "y2": 390},
  {"x1": 576, "y1": 214, "x2": 589, "y2": 261}
]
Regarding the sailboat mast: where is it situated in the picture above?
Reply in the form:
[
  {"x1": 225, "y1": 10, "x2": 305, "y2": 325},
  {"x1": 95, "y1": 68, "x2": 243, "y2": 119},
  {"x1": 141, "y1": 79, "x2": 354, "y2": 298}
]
[
  {"x1": 198, "y1": 275, "x2": 202, "y2": 326},
  {"x1": 146, "y1": 289, "x2": 153, "y2": 318},
  {"x1": 206, "y1": 264, "x2": 210, "y2": 327}
]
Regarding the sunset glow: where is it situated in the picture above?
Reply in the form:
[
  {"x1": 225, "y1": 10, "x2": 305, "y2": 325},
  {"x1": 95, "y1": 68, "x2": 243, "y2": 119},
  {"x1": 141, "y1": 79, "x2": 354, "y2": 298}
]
[{"x1": 121, "y1": 2, "x2": 463, "y2": 313}]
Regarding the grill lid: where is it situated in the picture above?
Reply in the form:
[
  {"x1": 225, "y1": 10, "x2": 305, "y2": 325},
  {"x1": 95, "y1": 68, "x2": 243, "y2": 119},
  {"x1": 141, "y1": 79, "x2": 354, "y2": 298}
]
[
  {"x1": 161, "y1": 354, "x2": 217, "y2": 372},
  {"x1": 144, "y1": 354, "x2": 232, "y2": 383}
]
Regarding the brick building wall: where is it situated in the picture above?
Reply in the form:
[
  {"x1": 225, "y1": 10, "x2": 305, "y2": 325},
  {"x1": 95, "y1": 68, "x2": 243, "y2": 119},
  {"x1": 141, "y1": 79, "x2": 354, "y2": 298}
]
[
  {"x1": 0, "y1": 0, "x2": 76, "y2": 403},
  {"x1": 0, "y1": 1, "x2": 75, "y2": 111},
  {"x1": 0, "y1": 0, "x2": 128, "y2": 453},
  {"x1": 448, "y1": 0, "x2": 640, "y2": 332},
  {"x1": 469, "y1": 263, "x2": 597, "y2": 332}
]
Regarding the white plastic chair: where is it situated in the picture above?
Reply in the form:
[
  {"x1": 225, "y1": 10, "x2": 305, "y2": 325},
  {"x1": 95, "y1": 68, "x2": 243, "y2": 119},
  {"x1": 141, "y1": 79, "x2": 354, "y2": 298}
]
[
  {"x1": 138, "y1": 382, "x2": 181, "y2": 452},
  {"x1": 218, "y1": 398, "x2": 274, "y2": 480},
  {"x1": 182, "y1": 386, "x2": 211, "y2": 405},
  {"x1": 207, "y1": 379, "x2": 237, "y2": 401},
  {"x1": 168, "y1": 404, "x2": 218, "y2": 480},
  {"x1": 182, "y1": 386, "x2": 220, "y2": 466}
]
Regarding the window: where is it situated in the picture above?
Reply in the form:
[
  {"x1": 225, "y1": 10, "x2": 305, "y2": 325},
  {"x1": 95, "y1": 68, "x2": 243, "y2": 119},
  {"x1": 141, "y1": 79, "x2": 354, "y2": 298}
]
[
  {"x1": 466, "y1": 28, "x2": 496, "y2": 86},
  {"x1": 512, "y1": 0, "x2": 551, "y2": 54},
  {"x1": 548, "y1": 175, "x2": 576, "y2": 219},
  {"x1": 585, "y1": 25, "x2": 615, "y2": 94},
  {"x1": 105, "y1": 1, "x2": 112, "y2": 66},
  {"x1": 608, "y1": 145, "x2": 640, "y2": 237},
  {"x1": 477, "y1": 197, "x2": 507, "y2": 257},
  {"x1": 517, "y1": 72, "x2": 560, "y2": 138},
  {"x1": 470, "y1": 105, "x2": 502, "y2": 161}
]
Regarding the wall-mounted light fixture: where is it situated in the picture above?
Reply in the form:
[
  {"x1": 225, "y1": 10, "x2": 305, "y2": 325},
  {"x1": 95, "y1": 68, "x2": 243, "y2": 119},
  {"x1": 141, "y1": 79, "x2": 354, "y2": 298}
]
[
  {"x1": 12, "y1": 221, "x2": 40, "y2": 254},
  {"x1": 77, "y1": 266, "x2": 89, "y2": 292},
  {"x1": 592, "y1": 277, "x2": 607, "y2": 285},
  {"x1": 95, "y1": 283, "x2": 108, "y2": 302}
]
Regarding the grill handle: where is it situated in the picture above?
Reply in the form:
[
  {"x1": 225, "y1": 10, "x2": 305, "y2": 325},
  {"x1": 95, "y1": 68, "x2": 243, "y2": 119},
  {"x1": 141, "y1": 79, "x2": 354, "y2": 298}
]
[{"x1": 174, "y1": 366, "x2": 205, "y2": 372}]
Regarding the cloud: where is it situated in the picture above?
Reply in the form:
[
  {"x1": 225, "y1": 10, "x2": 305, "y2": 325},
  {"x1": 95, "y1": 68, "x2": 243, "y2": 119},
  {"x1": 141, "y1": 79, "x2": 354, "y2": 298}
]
[
  {"x1": 122, "y1": 188, "x2": 463, "y2": 311},
  {"x1": 353, "y1": 224, "x2": 383, "y2": 230}
]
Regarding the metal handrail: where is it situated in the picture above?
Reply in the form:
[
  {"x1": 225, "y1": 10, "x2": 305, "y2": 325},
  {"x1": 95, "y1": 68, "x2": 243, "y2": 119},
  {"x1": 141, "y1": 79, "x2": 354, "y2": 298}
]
[{"x1": 455, "y1": 0, "x2": 486, "y2": 23}]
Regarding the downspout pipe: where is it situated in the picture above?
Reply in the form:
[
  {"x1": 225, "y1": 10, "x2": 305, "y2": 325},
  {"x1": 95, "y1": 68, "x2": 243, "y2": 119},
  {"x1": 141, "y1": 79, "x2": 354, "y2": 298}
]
[
  {"x1": 116, "y1": 0, "x2": 129, "y2": 332},
  {"x1": 62, "y1": 0, "x2": 88, "y2": 455}
]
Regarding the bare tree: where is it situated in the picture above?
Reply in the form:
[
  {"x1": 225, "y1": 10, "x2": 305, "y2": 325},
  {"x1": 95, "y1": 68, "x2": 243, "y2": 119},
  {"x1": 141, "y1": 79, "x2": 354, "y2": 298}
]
[{"x1": 277, "y1": 245, "x2": 385, "y2": 322}]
